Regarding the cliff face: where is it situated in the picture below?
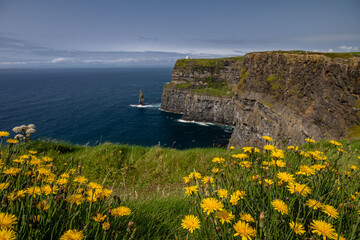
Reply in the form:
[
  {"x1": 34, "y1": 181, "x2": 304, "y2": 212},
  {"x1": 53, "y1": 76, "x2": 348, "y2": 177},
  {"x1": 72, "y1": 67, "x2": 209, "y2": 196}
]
[{"x1": 161, "y1": 52, "x2": 360, "y2": 147}]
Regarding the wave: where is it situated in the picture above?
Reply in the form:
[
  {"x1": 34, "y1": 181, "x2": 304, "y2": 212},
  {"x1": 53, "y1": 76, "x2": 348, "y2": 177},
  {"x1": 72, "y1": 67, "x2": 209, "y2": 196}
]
[
  {"x1": 177, "y1": 119, "x2": 215, "y2": 126},
  {"x1": 129, "y1": 103, "x2": 161, "y2": 108}
]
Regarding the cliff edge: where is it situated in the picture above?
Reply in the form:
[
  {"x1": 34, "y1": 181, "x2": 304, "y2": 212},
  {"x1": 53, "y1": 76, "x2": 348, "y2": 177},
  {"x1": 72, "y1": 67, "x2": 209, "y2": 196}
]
[{"x1": 161, "y1": 51, "x2": 360, "y2": 147}]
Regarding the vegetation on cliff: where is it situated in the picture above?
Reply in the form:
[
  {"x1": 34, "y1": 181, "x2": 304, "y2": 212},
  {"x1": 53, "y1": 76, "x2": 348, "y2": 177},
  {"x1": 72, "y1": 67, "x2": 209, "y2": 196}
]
[{"x1": 1, "y1": 127, "x2": 360, "y2": 239}]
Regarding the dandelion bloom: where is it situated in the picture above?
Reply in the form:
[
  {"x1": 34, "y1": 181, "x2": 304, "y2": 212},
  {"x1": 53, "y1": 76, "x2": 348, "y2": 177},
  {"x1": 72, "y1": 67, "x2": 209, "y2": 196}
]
[
  {"x1": 271, "y1": 199, "x2": 289, "y2": 215},
  {"x1": 181, "y1": 215, "x2": 200, "y2": 233},
  {"x1": 262, "y1": 136, "x2": 273, "y2": 141},
  {"x1": 3, "y1": 168, "x2": 21, "y2": 176},
  {"x1": 200, "y1": 198, "x2": 224, "y2": 215},
  {"x1": 321, "y1": 204, "x2": 339, "y2": 219},
  {"x1": 311, "y1": 164, "x2": 326, "y2": 171},
  {"x1": 217, "y1": 189, "x2": 228, "y2": 198},
  {"x1": 41, "y1": 185, "x2": 59, "y2": 195},
  {"x1": 264, "y1": 145, "x2": 275, "y2": 151},
  {"x1": 26, "y1": 186, "x2": 41, "y2": 196},
  {"x1": 0, "y1": 228, "x2": 16, "y2": 240},
  {"x1": 201, "y1": 176, "x2": 214, "y2": 184},
  {"x1": 37, "y1": 167, "x2": 51, "y2": 176},
  {"x1": 264, "y1": 179, "x2": 274, "y2": 186},
  {"x1": 215, "y1": 210, "x2": 235, "y2": 224},
  {"x1": 102, "y1": 222, "x2": 110, "y2": 231},
  {"x1": 60, "y1": 229, "x2": 84, "y2": 240},
  {"x1": 67, "y1": 194, "x2": 85, "y2": 205},
  {"x1": 0, "y1": 213, "x2": 17, "y2": 229},
  {"x1": 277, "y1": 172, "x2": 295, "y2": 183},
  {"x1": 6, "y1": 139, "x2": 18, "y2": 144},
  {"x1": 232, "y1": 154, "x2": 248, "y2": 159},
  {"x1": 29, "y1": 158, "x2": 42, "y2": 166},
  {"x1": 305, "y1": 138, "x2": 316, "y2": 143},
  {"x1": 310, "y1": 220, "x2": 337, "y2": 240},
  {"x1": 349, "y1": 165, "x2": 358, "y2": 171},
  {"x1": 0, "y1": 183, "x2": 9, "y2": 190},
  {"x1": 240, "y1": 213, "x2": 255, "y2": 223},
  {"x1": 212, "y1": 167, "x2": 219, "y2": 174},
  {"x1": 230, "y1": 193, "x2": 240, "y2": 205},
  {"x1": 184, "y1": 186, "x2": 198, "y2": 196},
  {"x1": 73, "y1": 176, "x2": 88, "y2": 184},
  {"x1": 289, "y1": 221, "x2": 305, "y2": 235},
  {"x1": 93, "y1": 213, "x2": 107, "y2": 222},
  {"x1": 242, "y1": 147, "x2": 260, "y2": 153},
  {"x1": 56, "y1": 178, "x2": 68, "y2": 186},
  {"x1": 235, "y1": 190, "x2": 246, "y2": 199},
  {"x1": 329, "y1": 140, "x2": 342, "y2": 146},
  {"x1": 87, "y1": 182, "x2": 103, "y2": 190},
  {"x1": 183, "y1": 176, "x2": 191, "y2": 184},
  {"x1": 111, "y1": 206, "x2": 131, "y2": 217},
  {"x1": 271, "y1": 149, "x2": 284, "y2": 159},
  {"x1": 287, "y1": 182, "x2": 311, "y2": 197},
  {"x1": 42, "y1": 156, "x2": 53, "y2": 162},
  {"x1": 306, "y1": 199, "x2": 323, "y2": 210},
  {"x1": 212, "y1": 157, "x2": 225, "y2": 164},
  {"x1": 233, "y1": 220, "x2": 256, "y2": 238},
  {"x1": 297, "y1": 165, "x2": 315, "y2": 176}
]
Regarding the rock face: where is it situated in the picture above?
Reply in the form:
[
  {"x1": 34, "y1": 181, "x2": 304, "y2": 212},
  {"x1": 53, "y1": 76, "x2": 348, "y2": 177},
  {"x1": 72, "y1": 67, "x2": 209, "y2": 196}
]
[
  {"x1": 139, "y1": 90, "x2": 145, "y2": 105},
  {"x1": 161, "y1": 52, "x2": 360, "y2": 147}
]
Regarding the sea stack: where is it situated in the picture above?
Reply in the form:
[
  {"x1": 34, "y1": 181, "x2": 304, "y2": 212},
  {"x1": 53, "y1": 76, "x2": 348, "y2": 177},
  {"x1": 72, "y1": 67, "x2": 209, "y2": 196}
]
[{"x1": 139, "y1": 90, "x2": 145, "y2": 105}]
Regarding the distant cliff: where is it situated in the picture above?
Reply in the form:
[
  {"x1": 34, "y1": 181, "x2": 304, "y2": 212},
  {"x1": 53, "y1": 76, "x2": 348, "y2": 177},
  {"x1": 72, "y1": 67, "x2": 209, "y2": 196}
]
[{"x1": 161, "y1": 51, "x2": 360, "y2": 147}]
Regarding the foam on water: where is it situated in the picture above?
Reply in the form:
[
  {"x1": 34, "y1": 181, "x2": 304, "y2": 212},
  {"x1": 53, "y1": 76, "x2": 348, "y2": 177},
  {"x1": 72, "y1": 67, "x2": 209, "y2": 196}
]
[{"x1": 129, "y1": 103, "x2": 161, "y2": 108}]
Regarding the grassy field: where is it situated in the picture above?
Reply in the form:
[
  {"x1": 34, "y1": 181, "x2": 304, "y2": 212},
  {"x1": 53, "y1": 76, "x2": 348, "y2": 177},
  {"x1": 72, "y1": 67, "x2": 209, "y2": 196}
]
[{"x1": 0, "y1": 134, "x2": 360, "y2": 239}]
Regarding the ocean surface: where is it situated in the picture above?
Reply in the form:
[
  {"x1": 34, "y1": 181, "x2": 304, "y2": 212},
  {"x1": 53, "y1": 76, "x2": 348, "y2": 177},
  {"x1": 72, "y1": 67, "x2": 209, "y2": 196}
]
[{"x1": 0, "y1": 68, "x2": 233, "y2": 149}]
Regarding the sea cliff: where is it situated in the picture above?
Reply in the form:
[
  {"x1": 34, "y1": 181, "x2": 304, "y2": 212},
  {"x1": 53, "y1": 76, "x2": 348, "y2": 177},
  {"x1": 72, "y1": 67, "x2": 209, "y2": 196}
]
[{"x1": 161, "y1": 51, "x2": 360, "y2": 147}]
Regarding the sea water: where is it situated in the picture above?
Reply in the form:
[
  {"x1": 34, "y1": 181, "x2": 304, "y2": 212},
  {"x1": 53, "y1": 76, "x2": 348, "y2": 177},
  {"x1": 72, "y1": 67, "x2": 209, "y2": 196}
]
[{"x1": 0, "y1": 68, "x2": 233, "y2": 149}]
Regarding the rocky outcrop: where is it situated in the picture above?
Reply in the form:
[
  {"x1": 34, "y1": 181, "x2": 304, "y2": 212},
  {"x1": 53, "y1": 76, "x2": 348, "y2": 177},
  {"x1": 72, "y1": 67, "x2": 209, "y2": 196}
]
[
  {"x1": 139, "y1": 90, "x2": 145, "y2": 105},
  {"x1": 161, "y1": 51, "x2": 360, "y2": 147}
]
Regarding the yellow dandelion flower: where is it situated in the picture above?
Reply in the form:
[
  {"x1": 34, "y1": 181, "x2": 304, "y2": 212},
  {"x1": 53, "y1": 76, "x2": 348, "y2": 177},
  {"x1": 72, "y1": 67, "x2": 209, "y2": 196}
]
[
  {"x1": 229, "y1": 146, "x2": 235, "y2": 150},
  {"x1": 183, "y1": 176, "x2": 191, "y2": 184},
  {"x1": 322, "y1": 204, "x2": 339, "y2": 219},
  {"x1": 29, "y1": 157, "x2": 41, "y2": 165},
  {"x1": 232, "y1": 153, "x2": 248, "y2": 159},
  {"x1": 230, "y1": 193, "x2": 240, "y2": 205},
  {"x1": 271, "y1": 149, "x2": 284, "y2": 159},
  {"x1": 233, "y1": 220, "x2": 256, "y2": 238},
  {"x1": 184, "y1": 186, "x2": 198, "y2": 196},
  {"x1": 215, "y1": 210, "x2": 235, "y2": 224},
  {"x1": 93, "y1": 213, "x2": 107, "y2": 222},
  {"x1": 264, "y1": 179, "x2": 274, "y2": 186},
  {"x1": 26, "y1": 186, "x2": 41, "y2": 196},
  {"x1": 242, "y1": 147, "x2": 260, "y2": 153},
  {"x1": 217, "y1": 189, "x2": 228, "y2": 198},
  {"x1": 181, "y1": 215, "x2": 200, "y2": 233},
  {"x1": 3, "y1": 168, "x2": 21, "y2": 176},
  {"x1": 0, "y1": 183, "x2": 9, "y2": 190},
  {"x1": 60, "y1": 229, "x2": 84, "y2": 240},
  {"x1": 37, "y1": 200, "x2": 49, "y2": 211},
  {"x1": 212, "y1": 167, "x2": 219, "y2": 174},
  {"x1": 111, "y1": 206, "x2": 131, "y2": 217},
  {"x1": 6, "y1": 139, "x2": 18, "y2": 144},
  {"x1": 42, "y1": 156, "x2": 53, "y2": 162},
  {"x1": 101, "y1": 189, "x2": 112, "y2": 199},
  {"x1": 37, "y1": 167, "x2": 51, "y2": 176},
  {"x1": 277, "y1": 172, "x2": 295, "y2": 183},
  {"x1": 275, "y1": 160, "x2": 286, "y2": 167},
  {"x1": 87, "y1": 182, "x2": 103, "y2": 190},
  {"x1": 271, "y1": 199, "x2": 289, "y2": 215},
  {"x1": 311, "y1": 164, "x2": 326, "y2": 171},
  {"x1": 305, "y1": 138, "x2": 316, "y2": 143},
  {"x1": 287, "y1": 182, "x2": 311, "y2": 197},
  {"x1": 235, "y1": 190, "x2": 246, "y2": 199},
  {"x1": 102, "y1": 221, "x2": 110, "y2": 231},
  {"x1": 201, "y1": 176, "x2": 214, "y2": 184},
  {"x1": 73, "y1": 176, "x2": 88, "y2": 184},
  {"x1": 289, "y1": 221, "x2": 305, "y2": 235},
  {"x1": 262, "y1": 136, "x2": 273, "y2": 141},
  {"x1": 264, "y1": 144, "x2": 275, "y2": 151},
  {"x1": 28, "y1": 150, "x2": 37, "y2": 155},
  {"x1": 329, "y1": 140, "x2": 342, "y2": 146},
  {"x1": 41, "y1": 185, "x2": 59, "y2": 195},
  {"x1": 67, "y1": 194, "x2": 85, "y2": 205},
  {"x1": 200, "y1": 198, "x2": 224, "y2": 215},
  {"x1": 297, "y1": 165, "x2": 315, "y2": 176},
  {"x1": 12, "y1": 159, "x2": 24, "y2": 164},
  {"x1": 240, "y1": 213, "x2": 255, "y2": 223},
  {"x1": 310, "y1": 220, "x2": 337, "y2": 240},
  {"x1": 0, "y1": 213, "x2": 17, "y2": 229},
  {"x1": 56, "y1": 178, "x2": 68, "y2": 186},
  {"x1": 60, "y1": 173, "x2": 70, "y2": 179},
  {"x1": 349, "y1": 165, "x2": 358, "y2": 171},
  {"x1": 306, "y1": 199, "x2": 323, "y2": 210},
  {"x1": 212, "y1": 157, "x2": 225, "y2": 163},
  {"x1": 0, "y1": 228, "x2": 16, "y2": 240},
  {"x1": 0, "y1": 131, "x2": 10, "y2": 137},
  {"x1": 239, "y1": 161, "x2": 252, "y2": 168}
]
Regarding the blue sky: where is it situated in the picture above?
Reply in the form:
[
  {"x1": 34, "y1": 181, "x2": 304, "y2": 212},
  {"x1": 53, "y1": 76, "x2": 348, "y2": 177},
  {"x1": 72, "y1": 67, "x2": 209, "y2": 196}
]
[{"x1": 0, "y1": 0, "x2": 359, "y2": 67}]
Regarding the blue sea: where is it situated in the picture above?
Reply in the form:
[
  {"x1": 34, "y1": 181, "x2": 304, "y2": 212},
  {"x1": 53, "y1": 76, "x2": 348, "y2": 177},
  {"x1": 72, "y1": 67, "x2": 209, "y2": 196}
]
[{"x1": 0, "y1": 68, "x2": 233, "y2": 149}]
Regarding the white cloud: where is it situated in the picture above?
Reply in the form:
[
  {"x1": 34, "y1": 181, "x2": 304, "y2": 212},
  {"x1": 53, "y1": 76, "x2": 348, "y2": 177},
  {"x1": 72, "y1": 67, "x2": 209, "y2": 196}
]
[
  {"x1": 50, "y1": 57, "x2": 68, "y2": 63},
  {"x1": 339, "y1": 45, "x2": 359, "y2": 52},
  {"x1": 328, "y1": 49, "x2": 334, "y2": 53}
]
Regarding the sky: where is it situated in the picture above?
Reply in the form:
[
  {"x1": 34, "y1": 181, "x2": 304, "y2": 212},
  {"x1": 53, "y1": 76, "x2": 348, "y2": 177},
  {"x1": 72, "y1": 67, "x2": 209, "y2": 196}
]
[{"x1": 0, "y1": 0, "x2": 359, "y2": 67}]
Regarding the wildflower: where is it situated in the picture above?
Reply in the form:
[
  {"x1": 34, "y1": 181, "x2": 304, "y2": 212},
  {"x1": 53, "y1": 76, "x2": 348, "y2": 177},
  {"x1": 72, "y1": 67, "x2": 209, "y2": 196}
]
[
  {"x1": 305, "y1": 138, "x2": 316, "y2": 143},
  {"x1": 217, "y1": 189, "x2": 228, "y2": 198},
  {"x1": 60, "y1": 173, "x2": 70, "y2": 179},
  {"x1": 181, "y1": 215, "x2": 200, "y2": 233},
  {"x1": 262, "y1": 136, "x2": 273, "y2": 141},
  {"x1": 87, "y1": 182, "x2": 103, "y2": 190},
  {"x1": 93, "y1": 213, "x2": 107, "y2": 222},
  {"x1": 41, "y1": 185, "x2": 59, "y2": 195},
  {"x1": 322, "y1": 204, "x2": 339, "y2": 219},
  {"x1": 56, "y1": 178, "x2": 68, "y2": 185},
  {"x1": 111, "y1": 206, "x2": 131, "y2": 217},
  {"x1": 233, "y1": 220, "x2": 256, "y2": 238},
  {"x1": 37, "y1": 167, "x2": 51, "y2": 176},
  {"x1": 240, "y1": 213, "x2": 255, "y2": 222},
  {"x1": 271, "y1": 149, "x2": 284, "y2": 159},
  {"x1": 28, "y1": 150, "x2": 37, "y2": 155},
  {"x1": 42, "y1": 156, "x2": 53, "y2": 162},
  {"x1": 29, "y1": 157, "x2": 42, "y2": 166},
  {"x1": 185, "y1": 186, "x2": 198, "y2": 196},
  {"x1": 230, "y1": 193, "x2": 240, "y2": 205},
  {"x1": 67, "y1": 194, "x2": 85, "y2": 205},
  {"x1": 100, "y1": 189, "x2": 112, "y2": 199},
  {"x1": 243, "y1": 147, "x2": 260, "y2": 153},
  {"x1": 264, "y1": 145, "x2": 275, "y2": 151},
  {"x1": 37, "y1": 200, "x2": 49, "y2": 211},
  {"x1": 212, "y1": 167, "x2": 219, "y2": 174},
  {"x1": 287, "y1": 182, "x2": 311, "y2": 197},
  {"x1": 287, "y1": 146, "x2": 298, "y2": 150},
  {"x1": 229, "y1": 146, "x2": 235, "y2": 150},
  {"x1": 216, "y1": 210, "x2": 235, "y2": 224},
  {"x1": 275, "y1": 160, "x2": 286, "y2": 167},
  {"x1": 6, "y1": 139, "x2": 18, "y2": 144},
  {"x1": 201, "y1": 176, "x2": 213, "y2": 184},
  {"x1": 311, "y1": 164, "x2": 326, "y2": 171},
  {"x1": 277, "y1": 172, "x2": 295, "y2": 183},
  {"x1": 0, "y1": 228, "x2": 16, "y2": 240},
  {"x1": 349, "y1": 165, "x2": 358, "y2": 171},
  {"x1": 297, "y1": 165, "x2": 315, "y2": 176},
  {"x1": 271, "y1": 199, "x2": 289, "y2": 215},
  {"x1": 0, "y1": 131, "x2": 10, "y2": 137},
  {"x1": 0, "y1": 213, "x2": 17, "y2": 229},
  {"x1": 310, "y1": 220, "x2": 337, "y2": 240},
  {"x1": 0, "y1": 183, "x2": 9, "y2": 190},
  {"x1": 264, "y1": 179, "x2": 274, "y2": 186},
  {"x1": 183, "y1": 176, "x2": 191, "y2": 184},
  {"x1": 289, "y1": 221, "x2": 305, "y2": 235},
  {"x1": 232, "y1": 153, "x2": 248, "y2": 159},
  {"x1": 86, "y1": 190, "x2": 99, "y2": 202},
  {"x1": 306, "y1": 199, "x2": 323, "y2": 210},
  {"x1": 3, "y1": 168, "x2": 21, "y2": 176},
  {"x1": 235, "y1": 190, "x2": 246, "y2": 199},
  {"x1": 212, "y1": 157, "x2": 225, "y2": 164},
  {"x1": 26, "y1": 186, "x2": 41, "y2": 196},
  {"x1": 329, "y1": 140, "x2": 342, "y2": 146},
  {"x1": 102, "y1": 222, "x2": 110, "y2": 231},
  {"x1": 240, "y1": 161, "x2": 252, "y2": 168},
  {"x1": 200, "y1": 198, "x2": 224, "y2": 215},
  {"x1": 60, "y1": 229, "x2": 84, "y2": 240}
]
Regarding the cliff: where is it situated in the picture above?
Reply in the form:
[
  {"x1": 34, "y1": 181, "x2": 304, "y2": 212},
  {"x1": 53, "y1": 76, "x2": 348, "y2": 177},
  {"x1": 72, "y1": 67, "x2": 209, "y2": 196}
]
[{"x1": 161, "y1": 51, "x2": 360, "y2": 147}]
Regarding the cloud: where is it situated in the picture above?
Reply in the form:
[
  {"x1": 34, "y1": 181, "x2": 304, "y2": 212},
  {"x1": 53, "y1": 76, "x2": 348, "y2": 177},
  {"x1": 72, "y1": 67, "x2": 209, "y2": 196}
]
[
  {"x1": 50, "y1": 57, "x2": 68, "y2": 63},
  {"x1": 339, "y1": 45, "x2": 359, "y2": 52},
  {"x1": 328, "y1": 49, "x2": 334, "y2": 53},
  {"x1": 138, "y1": 36, "x2": 158, "y2": 42}
]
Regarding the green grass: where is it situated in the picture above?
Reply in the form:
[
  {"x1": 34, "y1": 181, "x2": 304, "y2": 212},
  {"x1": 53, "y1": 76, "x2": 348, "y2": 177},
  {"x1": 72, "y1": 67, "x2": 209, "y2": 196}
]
[
  {"x1": 191, "y1": 87, "x2": 234, "y2": 97},
  {"x1": 175, "y1": 56, "x2": 243, "y2": 70},
  {"x1": 264, "y1": 50, "x2": 360, "y2": 59}
]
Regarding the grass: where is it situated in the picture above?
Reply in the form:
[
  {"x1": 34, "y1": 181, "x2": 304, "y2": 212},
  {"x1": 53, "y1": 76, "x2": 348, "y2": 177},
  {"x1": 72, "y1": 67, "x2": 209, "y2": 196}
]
[
  {"x1": 191, "y1": 87, "x2": 234, "y2": 97},
  {"x1": 1, "y1": 136, "x2": 360, "y2": 239},
  {"x1": 175, "y1": 56, "x2": 243, "y2": 70},
  {"x1": 264, "y1": 50, "x2": 360, "y2": 59}
]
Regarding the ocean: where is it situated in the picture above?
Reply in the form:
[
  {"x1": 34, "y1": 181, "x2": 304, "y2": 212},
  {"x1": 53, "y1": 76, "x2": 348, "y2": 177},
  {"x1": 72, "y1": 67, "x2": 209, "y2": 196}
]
[{"x1": 0, "y1": 68, "x2": 233, "y2": 149}]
